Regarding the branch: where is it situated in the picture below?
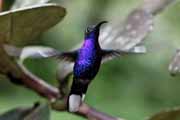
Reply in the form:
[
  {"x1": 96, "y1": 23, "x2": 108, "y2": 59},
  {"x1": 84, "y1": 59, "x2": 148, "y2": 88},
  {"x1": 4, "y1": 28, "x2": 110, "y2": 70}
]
[
  {"x1": 78, "y1": 103, "x2": 123, "y2": 120},
  {"x1": 51, "y1": 98, "x2": 123, "y2": 120},
  {"x1": 14, "y1": 62, "x2": 122, "y2": 120},
  {"x1": 17, "y1": 62, "x2": 60, "y2": 101}
]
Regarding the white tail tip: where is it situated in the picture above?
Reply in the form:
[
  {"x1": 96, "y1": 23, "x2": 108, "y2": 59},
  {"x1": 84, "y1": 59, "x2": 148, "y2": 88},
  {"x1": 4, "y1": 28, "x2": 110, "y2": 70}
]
[
  {"x1": 82, "y1": 94, "x2": 86, "y2": 101},
  {"x1": 69, "y1": 94, "x2": 81, "y2": 112}
]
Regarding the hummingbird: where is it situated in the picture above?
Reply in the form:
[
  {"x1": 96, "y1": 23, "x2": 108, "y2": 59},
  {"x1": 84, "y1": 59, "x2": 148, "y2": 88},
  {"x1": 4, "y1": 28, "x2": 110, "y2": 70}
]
[{"x1": 56, "y1": 21, "x2": 122, "y2": 112}]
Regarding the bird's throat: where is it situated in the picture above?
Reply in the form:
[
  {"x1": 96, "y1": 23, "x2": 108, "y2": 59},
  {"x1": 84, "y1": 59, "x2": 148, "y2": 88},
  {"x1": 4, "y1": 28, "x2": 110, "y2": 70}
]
[{"x1": 83, "y1": 38, "x2": 100, "y2": 49}]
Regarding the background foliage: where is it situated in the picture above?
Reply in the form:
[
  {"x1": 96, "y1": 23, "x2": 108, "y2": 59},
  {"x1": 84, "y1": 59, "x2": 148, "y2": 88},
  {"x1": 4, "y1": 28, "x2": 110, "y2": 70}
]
[{"x1": 0, "y1": 0, "x2": 180, "y2": 120}]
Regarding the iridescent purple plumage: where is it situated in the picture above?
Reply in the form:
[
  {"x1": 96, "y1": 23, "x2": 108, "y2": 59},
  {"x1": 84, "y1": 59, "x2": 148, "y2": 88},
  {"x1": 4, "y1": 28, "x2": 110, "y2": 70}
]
[
  {"x1": 57, "y1": 21, "x2": 120, "y2": 112},
  {"x1": 74, "y1": 34, "x2": 102, "y2": 80},
  {"x1": 68, "y1": 22, "x2": 105, "y2": 112}
]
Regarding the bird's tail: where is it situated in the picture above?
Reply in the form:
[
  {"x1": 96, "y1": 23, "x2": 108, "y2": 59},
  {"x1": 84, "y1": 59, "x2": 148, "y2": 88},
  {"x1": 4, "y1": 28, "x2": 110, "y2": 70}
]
[{"x1": 67, "y1": 78, "x2": 89, "y2": 112}]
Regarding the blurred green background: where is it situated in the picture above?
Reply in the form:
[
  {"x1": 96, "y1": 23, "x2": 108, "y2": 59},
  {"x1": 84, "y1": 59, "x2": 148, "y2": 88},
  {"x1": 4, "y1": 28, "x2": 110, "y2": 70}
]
[{"x1": 1, "y1": 0, "x2": 180, "y2": 120}]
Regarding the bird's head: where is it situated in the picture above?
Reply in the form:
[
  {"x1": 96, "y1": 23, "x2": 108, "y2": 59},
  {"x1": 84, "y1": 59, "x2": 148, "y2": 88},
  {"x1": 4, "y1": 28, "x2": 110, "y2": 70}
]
[{"x1": 85, "y1": 21, "x2": 107, "y2": 40}]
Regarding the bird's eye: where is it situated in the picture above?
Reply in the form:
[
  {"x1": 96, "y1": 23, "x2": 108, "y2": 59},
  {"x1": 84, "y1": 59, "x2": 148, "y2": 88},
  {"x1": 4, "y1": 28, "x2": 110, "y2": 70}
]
[
  {"x1": 85, "y1": 28, "x2": 90, "y2": 33},
  {"x1": 86, "y1": 26, "x2": 94, "y2": 33}
]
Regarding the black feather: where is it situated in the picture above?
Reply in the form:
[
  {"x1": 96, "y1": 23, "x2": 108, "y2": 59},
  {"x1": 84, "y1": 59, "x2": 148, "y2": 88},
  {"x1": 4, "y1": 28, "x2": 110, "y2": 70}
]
[{"x1": 57, "y1": 50, "x2": 78, "y2": 62}]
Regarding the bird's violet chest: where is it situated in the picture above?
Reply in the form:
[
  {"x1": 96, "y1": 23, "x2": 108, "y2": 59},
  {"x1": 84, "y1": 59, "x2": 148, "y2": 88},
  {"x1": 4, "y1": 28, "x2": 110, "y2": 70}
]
[{"x1": 73, "y1": 39, "x2": 102, "y2": 79}]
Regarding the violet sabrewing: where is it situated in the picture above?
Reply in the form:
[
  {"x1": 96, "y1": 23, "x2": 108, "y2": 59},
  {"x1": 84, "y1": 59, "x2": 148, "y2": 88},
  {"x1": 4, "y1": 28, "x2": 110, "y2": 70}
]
[
  {"x1": 68, "y1": 21, "x2": 106, "y2": 112},
  {"x1": 57, "y1": 21, "x2": 120, "y2": 112}
]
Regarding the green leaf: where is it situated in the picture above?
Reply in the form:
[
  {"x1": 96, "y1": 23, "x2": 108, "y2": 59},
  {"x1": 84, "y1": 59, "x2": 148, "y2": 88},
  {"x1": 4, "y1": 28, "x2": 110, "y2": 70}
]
[
  {"x1": 11, "y1": 0, "x2": 50, "y2": 10},
  {"x1": 148, "y1": 108, "x2": 180, "y2": 120},
  {"x1": 0, "y1": 103, "x2": 50, "y2": 120},
  {"x1": 0, "y1": 3, "x2": 66, "y2": 82},
  {"x1": 0, "y1": 3, "x2": 66, "y2": 46}
]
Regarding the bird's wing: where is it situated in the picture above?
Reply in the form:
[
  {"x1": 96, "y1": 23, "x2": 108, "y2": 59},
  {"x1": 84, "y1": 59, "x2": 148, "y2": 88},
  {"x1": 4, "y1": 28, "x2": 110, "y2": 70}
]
[
  {"x1": 0, "y1": 3, "x2": 66, "y2": 46},
  {"x1": 99, "y1": 8, "x2": 153, "y2": 56},
  {"x1": 101, "y1": 49, "x2": 144, "y2": 63},
  {"x1": 57, "y1": 50, "x2": 78, "y2": 63},
  {"x1": 101, "y1": 49, "x2": 121, "y2": 63},
  {"x1": 99, "y1": 0, "x2": 175, "y2": 62}
]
